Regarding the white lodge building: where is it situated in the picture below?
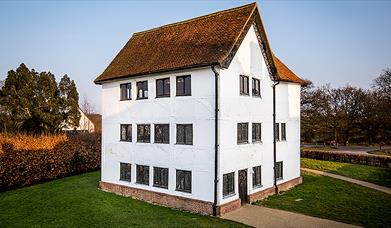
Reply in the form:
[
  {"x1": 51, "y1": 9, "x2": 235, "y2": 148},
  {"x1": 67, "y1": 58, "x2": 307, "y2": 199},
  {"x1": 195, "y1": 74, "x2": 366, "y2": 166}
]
[{"x1": 95, "y1": 3, "x2": 305, "y2": 216}]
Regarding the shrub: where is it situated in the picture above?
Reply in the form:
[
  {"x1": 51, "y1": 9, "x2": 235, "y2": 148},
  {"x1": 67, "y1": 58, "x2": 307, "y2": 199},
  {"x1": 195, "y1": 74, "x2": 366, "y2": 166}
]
[
  {"x1": 0, "y1": 133, "x2": 101, "y2": 191},
  {"x1": 301, "y1": 150, "x2": 391, "y2": 168},
  {"x1": 0, "y1": 133, "x2": 67, "y2": 154}
]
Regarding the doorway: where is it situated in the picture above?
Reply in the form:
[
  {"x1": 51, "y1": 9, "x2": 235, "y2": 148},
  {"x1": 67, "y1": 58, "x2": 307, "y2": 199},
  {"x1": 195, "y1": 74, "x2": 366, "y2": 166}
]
[{"x1": 238, "y1": 169, "x2": 248, "y2": 205}]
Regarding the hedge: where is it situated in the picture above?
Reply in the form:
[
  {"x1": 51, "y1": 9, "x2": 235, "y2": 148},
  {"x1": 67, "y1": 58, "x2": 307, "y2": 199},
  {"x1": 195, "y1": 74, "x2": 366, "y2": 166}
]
[
  {"x1": 301, "y1": 150, "x2": 391, "y2": 168},
  {"x1": 0, "y1": 133, "x2": 101, "y2": 191}
]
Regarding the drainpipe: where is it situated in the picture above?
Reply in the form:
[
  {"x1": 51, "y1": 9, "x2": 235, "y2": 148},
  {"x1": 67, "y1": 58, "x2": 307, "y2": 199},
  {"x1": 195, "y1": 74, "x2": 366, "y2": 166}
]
[
  {"x1": 272, "y1": 80, "x2": 280, "y2": 194},
  {"x1": 211, "y1": 65, "x2": 219, "y2": 216}
]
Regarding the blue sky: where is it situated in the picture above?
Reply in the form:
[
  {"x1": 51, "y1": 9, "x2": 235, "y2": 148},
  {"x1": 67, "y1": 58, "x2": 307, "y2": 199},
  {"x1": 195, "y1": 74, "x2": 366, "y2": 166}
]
[{"x1": 1, "y1": 0, "x2": 390, "y2": 113}]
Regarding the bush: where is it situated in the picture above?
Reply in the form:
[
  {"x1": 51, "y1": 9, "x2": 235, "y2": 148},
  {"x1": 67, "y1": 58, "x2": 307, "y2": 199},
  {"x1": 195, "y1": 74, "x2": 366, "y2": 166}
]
[
  {"x1": 0, "y1": 133, "x2": 67, "y2": 153},
  {"x1": 301, "y1": 150, "x2": 391, "y2": 168},
  {"x1": 0, "y1": 133, "x2": 101, "y2": 191}
]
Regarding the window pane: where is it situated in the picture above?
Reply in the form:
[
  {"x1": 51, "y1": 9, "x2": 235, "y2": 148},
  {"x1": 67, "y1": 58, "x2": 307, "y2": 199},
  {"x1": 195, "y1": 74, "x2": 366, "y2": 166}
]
[
  {"x1": 176, "y1": 125, "x2": 184, "y2": 144},
  {"x1": 184, "y1": 76, "x2": 191, "y2": 95},
  {"x1": 156, "y1": 79, "x2": 163, "y2": 97},
  {"x1": 185, "y1": 124, "x2": 193, "y2": 145},
  {"x1": 155, "y1": 124, "x2": 169, "y2": 144},
  {"x1": 275, "y1": 123, "x2": 280, "y2": 141},
  {"x1": 252, "y1": 166, "x2": 261, "y2": 187},
  {"x1": 136, "y1": 165, "x2": 149, "y2": 185},
  {"x1": 120, "y1": 163, "x2": 131, "y2": 182},
  {"x1": 153, "y1": 167, "x2": 168, "y2": 189},
  {"x1": 176, "y1": 77, "x2": 184, "y2": 95},
  {"x1": 281, "y1": 123, "x2": 286, "y2": 141},
  {"x1": 176, "y1": 170, "x2": 191, "y2": 193},
  {"x1": 276, "y1": 162, "x2": 283, "y2": 180},
  {"x1": 164, "y1": 78, "x2": 170, "y2": 96},
  {"x1": 223, "y1": 172, "x2": 234, "y2": 196}
]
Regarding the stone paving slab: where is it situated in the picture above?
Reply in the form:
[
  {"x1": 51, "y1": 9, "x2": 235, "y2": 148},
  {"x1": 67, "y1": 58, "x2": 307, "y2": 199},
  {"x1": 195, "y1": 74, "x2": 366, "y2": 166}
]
[
  {"x1": 222, "y1": 204, "x2": 360, "y2": 228},
  {"x1": 301, "y1": 168, "x2": 391, "y2": 194}
]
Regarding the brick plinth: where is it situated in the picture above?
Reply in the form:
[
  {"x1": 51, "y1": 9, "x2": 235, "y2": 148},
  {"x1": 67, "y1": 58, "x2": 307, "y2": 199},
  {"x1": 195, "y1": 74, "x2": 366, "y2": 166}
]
[
  {"x1": 100, "y1": 181, "x2": 213, "y2": 215},
  {"x1": 249, "y1": 176, "x2": 303, "y2": 203},
  {"x1": 217, "y1": 199, "x2": 241, "y2": 216}
]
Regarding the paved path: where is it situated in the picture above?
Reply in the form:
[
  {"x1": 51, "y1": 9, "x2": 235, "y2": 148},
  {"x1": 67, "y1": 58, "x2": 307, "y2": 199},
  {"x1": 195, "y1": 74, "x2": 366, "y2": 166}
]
[
  {"x1": 223, "y1": 204, "x2": 360, "y2": 228},
  {"x1": 301, "y1": 168, "x2": 391, "y2": 194}
]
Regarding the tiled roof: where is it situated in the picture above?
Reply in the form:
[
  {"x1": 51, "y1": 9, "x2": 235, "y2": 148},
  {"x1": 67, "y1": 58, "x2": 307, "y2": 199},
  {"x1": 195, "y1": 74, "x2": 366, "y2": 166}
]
[{"x1": 94, "y1": 2, "x2": 304, "y2": 85}]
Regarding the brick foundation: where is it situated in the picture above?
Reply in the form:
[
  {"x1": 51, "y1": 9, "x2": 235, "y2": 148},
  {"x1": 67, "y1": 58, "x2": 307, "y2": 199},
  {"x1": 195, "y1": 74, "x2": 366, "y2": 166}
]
[
  {"x1": 99, "y1": 176, "x2": 302, "y2": 216},
  {"x1": 100, "y1": 181, "x2": 213, "y2": 215},
  {"x1": 249, "y1": 176, "x2": 303, "y2": 203},
  {"x1": 216, "y1": 199, "x2": 241, "y2": 216}
]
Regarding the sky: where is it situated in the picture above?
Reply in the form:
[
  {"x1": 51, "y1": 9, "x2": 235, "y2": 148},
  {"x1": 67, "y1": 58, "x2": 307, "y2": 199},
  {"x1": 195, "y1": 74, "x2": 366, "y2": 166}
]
[{"x1": 0, "y1": 0, "x2": 390, "y2": 113}]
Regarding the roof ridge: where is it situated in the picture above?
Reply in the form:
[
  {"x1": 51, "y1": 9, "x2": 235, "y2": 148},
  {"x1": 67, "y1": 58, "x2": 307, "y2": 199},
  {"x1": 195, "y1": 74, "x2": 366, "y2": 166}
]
[{"x1": 133, "y1": 2, "x2": 257, "y2": 36}]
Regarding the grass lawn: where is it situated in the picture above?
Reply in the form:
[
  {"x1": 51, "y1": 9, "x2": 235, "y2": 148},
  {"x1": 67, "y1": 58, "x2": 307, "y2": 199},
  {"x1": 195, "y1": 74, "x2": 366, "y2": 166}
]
[
  {"x1": 256, "y1": 172, "x2": 391, "y2": 227},
  {"x1": 368, "y1": 148, "x2": 391, "y2": 156},
  {"x1": 301, "y1": 146, "x2": 335, "y2": 151},
  {"x1": 301, "y1": 158, "x2": 391, "y2": 187},
  {"x1": 0, "y1": 171, "x2": 246, "y2": 227}
]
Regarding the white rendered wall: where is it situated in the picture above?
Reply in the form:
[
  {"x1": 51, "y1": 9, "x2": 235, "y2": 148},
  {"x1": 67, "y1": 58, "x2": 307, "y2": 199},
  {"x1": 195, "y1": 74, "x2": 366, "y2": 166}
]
[
  {"x1": 218, "y1": 25, "x2": 301, "y2": 205},
  {"x1": 100, "y1": 67, "x2": 215, "y2": 202}
]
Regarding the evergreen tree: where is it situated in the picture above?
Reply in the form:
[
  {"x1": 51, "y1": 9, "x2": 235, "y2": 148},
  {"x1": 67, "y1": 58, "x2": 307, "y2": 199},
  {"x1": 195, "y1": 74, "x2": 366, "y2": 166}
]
[{"x1": 58, "y1": 74, "x2": 80, "y2": 130}]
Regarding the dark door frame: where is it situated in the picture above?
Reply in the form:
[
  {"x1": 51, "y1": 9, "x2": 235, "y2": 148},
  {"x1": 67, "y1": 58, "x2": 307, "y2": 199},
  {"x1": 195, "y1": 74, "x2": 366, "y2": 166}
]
[{"x1": 238, "y1": 169, "x2": 248, "y2": 205}]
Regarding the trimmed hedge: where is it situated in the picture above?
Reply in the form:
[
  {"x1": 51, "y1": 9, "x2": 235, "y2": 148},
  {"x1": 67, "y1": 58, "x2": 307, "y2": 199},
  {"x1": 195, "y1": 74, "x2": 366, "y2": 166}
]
[
  {"x1": 0, "y1": 133, "x2": 101, "y2": 191},
  {"x1": 301, "y1": 150, "x2": 391, "y2": 168}
]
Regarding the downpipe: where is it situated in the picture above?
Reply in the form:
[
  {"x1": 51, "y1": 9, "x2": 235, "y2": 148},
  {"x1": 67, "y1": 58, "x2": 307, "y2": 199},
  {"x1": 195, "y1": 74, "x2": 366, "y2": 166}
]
[
  {"x1": 211, "y1": 65, "x2": 220, "y2": 216},
  {"x1": 272, "y1": 81, "x2": 280, "y2": 194}
]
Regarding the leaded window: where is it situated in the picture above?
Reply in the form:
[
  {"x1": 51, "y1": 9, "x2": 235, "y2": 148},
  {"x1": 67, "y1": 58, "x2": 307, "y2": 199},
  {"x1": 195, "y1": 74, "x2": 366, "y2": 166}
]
[
  {"x1": 137, "y1": 81, "x2": 148, "y2": 99},
  {"x1": 223, "y1": 172, "x2": 235, "y2": 197},
  {"x1": 281, "y1": 123, "x2": 286, "y2": 141},
  {"x1": 176, "y1": 170, "x2": 191, "y2": 193},
  {"x1": 137, "y1": 124, "x2": 150, "y2": 143},
  {"x1": 136, "y1": 165, "x2": 149, "y2": 185},
  {"x1": 176, "y1": 124, "x2": 193, "y2": 145},
  {"x1": 176, "y1": 75, "x2": 191, "y2": 96},
  {"x1": 275, "y1": 123, "x2": 280, "y2": 141},
  {"x1": 120, "y1": 162, "x2": 131, "y2": 182},
  {"x1": 120, "y1": 83, "x2": 132, "y2": 100},
  {"x1": 252, "y1": 78, "x2": 260, "y2": 97},
  {"x1": 240, "y1": 75, "x2": 249, "y2": 95},
  {"x1": 252, "y1": 123, "x2": 261, "y2": 142},
  {"x1": 237, "y1": 123, "x2": 248, "y2": 144},
  {"x1": 120, "y1": 124, "x2": 132, "y2": 141},
  {"x1": 276, "y1": 161, "x2": 283, "y2": 180},
  {"x1": 252, "y1": 166, "x2": 262, "y2": 188},
  {"x1": 156, "y1": 78, "x2": 170, "y2": 98},
  {"x1": 154, "y1": 124, "x2": 169, "y2": 144},
  {"x1": 153, "y1": 167, "x2": 169, "y2": 189}
]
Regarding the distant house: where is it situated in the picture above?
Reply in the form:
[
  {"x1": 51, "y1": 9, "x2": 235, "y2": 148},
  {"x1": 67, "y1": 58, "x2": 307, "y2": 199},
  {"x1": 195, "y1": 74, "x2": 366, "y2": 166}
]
[
  {"x1": 62, "y1": 108, "x2": 95, "y2": 133},
  {"x1": 94, "y1": 3, "x2": 305, "y2": 216}
]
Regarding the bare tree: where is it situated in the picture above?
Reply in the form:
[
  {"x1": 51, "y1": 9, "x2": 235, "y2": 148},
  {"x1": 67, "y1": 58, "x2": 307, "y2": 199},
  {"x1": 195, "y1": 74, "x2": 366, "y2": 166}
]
[{"x1": 80, "y1": 95, "x2": 95, "y2": 115}]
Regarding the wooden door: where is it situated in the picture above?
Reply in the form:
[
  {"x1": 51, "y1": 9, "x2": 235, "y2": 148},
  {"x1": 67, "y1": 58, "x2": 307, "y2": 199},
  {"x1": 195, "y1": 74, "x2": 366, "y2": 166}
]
[{"x1": 238, "y1": 169, "x2": 248, "y2": 205}]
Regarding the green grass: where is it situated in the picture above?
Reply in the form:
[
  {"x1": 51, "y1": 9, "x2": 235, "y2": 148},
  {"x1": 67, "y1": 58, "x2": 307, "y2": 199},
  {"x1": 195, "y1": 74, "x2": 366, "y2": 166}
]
[
  {"x1": 368, "y1": 148, "x2": 391, "y2": 156},
  {"x1": 256, "y1": 172, "x2": 391, "y2": 227},
  {"x1": 0, "y1": 171, "x2": 246, "y2": 227},
  {"x1": 301, "y1": 158, "x2": 391, "y2": 187},
  {"x1": 301, "y1": 146, "x2": 335, "y2": 151}
]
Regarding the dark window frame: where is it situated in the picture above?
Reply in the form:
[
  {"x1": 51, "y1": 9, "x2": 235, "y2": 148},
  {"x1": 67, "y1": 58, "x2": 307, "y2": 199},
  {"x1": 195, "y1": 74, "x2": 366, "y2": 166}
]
[
  {"x1": 237, "y1": 123, "x2": 249, "y2": 144},
  {"x1": 240, "y1": 75, "x2": 249, "y2": 95},
  {"x1": 252, "y1": 166, "x2": 262, "y2": 188},
  {"x1": 137, "y1": 124, "x2": 151, "y2": 143},
  {"x1": 281, "y1": 123, "x2": 286, "y2": 141},
  {"x1": 275, "y1": 123, "x2": 280, "y2": 142},
  {"x1": 176, "y1": 124, "x2": 193, "y2": 145},
  {"x1": 136, "y1": 80, "x2": 148, "y2": 99},
  {"x1": 136, "y1": 164, "x2": 150, "y2": 185},
  {"x1": 176, "y1": 75, "x2": 191, "y2": 96},
  {"x1": 154, "y1": 124, "x2": 169, "y2": 144},
  {"x1": 153, "y1": 167, "x2": 169, "y2": 189},
  {"x1": 156, "y1": 78, "x2": 170, "y2": 98},
  {"x1": 276, "y1": 161, "x2": 283, "y2": 180},
  {"x1": 176, "y1": 169, "x2": 192, "y2": 193},
  {"x1": 120, "y1": 162, "x2": 132, "y2": 182},
  {"x1": 252, "y1": 78, "x2": 261, "y2": 97},
  {"x1": 252, "y1": 123, "x2": 262, "y2": 143},
  {"x1": 120, "y1": 83, "x2": 132, "y2": 101},
  {"x1": 223, "y1": 172, "x2": 235, "y2": 197},
  {"x1": 120, "y1": 124, "x2": 132, "y2": 142}
]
